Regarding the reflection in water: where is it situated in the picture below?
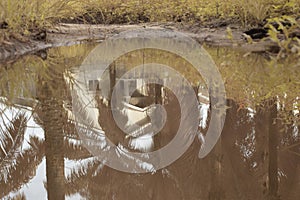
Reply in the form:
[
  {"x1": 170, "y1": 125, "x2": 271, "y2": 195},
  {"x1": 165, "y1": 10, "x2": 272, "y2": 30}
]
[
  {"x1": 0, "y1": 43, "x2": 299, "y2": 200},
  {"x1": 37, "y1": 66, "x2": 66, "y2": 200}
]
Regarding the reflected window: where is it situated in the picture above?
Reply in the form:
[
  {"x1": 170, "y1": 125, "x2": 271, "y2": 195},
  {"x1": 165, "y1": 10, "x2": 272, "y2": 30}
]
[{"x1": 88, "y1": 80, "x2": 100, "y2": 91}]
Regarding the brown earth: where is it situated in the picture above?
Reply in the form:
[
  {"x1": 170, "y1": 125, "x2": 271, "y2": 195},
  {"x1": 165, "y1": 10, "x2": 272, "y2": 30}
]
[{"x1": 0, "y1": 22, "x2": 280, "y2": 64}]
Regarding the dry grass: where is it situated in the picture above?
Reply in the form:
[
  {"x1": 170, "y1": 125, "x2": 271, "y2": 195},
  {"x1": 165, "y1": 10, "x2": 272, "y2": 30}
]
[
  {"x1": 0, "y1": 0, "x2": 299, "y2": 34},
  {"x1": 0, "y1": 0, "x2": 85, "y2": 32}
]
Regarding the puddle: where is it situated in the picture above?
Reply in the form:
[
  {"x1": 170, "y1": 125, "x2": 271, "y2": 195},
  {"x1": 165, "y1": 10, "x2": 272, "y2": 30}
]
[{"x1": 0, "y1": 40, "x2": 299, "y2": 200}]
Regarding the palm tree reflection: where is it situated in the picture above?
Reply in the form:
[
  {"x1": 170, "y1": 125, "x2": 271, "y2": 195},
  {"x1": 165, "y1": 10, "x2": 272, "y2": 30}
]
[
  {"x1": 0, "y1": 45, "x2": 299, "y2": 200},
  {"x1": 0, "y1": 108, "x2": 44, "y2": 199}
]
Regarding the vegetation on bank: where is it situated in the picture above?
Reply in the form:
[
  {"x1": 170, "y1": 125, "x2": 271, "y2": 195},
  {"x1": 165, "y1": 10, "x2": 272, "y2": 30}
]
[
  {"x1": 0, "y1": 0, "x2": 299, "y2": 33},
  {"x1": 0, "y1": 0, "x2": 300, "y2": 62}
]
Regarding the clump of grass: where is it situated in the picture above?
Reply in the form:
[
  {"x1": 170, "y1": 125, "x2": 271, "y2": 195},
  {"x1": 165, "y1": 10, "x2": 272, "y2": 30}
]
[
  {"x1": 0, "y1": 0, "x2": 86, "y2": 34},
  {"x1": 232, "y1": 0, "x2": 300, "y2": 26},
  {"x1": 231, "y1": 0, "x2": 273, "y2": 26}
]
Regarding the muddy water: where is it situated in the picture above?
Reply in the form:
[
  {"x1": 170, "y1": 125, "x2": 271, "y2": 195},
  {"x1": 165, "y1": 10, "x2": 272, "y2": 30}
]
[{"x1": 0, "y1": 42, "x2": 299, "y2": 200}]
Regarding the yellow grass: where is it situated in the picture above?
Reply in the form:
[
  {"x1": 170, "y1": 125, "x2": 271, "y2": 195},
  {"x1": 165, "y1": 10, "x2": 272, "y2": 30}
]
[{"x1": 0, "y1": 0, "x2": 299, "y2": 33}]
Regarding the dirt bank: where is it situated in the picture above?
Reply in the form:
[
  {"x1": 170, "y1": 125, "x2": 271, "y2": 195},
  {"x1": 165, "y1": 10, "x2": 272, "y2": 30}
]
[{"x1": 0, "y1": 23, "x2": 279, "y2": 63}]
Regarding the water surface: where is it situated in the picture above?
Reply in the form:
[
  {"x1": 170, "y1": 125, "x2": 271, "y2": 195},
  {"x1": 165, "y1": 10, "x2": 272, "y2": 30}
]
[{"x1": 0, "y1": 43, "x2": 299, "y2": 200}]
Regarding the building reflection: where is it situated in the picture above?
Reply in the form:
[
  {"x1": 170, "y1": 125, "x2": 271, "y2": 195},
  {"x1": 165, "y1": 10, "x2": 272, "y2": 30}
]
[{"x1": 0, "y1": 45, "x2": 299, "y2": 200}]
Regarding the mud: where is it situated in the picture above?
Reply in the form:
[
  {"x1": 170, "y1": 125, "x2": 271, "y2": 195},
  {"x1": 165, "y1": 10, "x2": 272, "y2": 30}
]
[{"x1": 0, "y1": 22, "x2": 279, "y2": 63}]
